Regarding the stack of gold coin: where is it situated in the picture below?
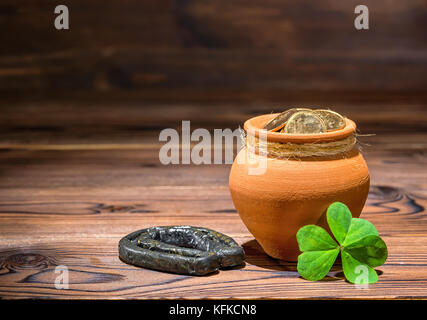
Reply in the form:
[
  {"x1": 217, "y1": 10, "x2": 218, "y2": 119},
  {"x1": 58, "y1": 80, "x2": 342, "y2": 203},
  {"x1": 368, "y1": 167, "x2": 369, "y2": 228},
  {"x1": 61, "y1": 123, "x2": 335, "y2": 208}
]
[{"x1": 263, "y1": 107, "x2": 346, "y2": 134}]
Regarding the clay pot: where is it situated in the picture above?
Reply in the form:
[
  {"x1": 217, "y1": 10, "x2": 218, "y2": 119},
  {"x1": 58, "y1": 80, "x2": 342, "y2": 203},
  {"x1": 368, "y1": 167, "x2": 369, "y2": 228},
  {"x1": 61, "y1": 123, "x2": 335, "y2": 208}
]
[{"x1": 229, "y1": 114, "x2": 370, "y2": 261}]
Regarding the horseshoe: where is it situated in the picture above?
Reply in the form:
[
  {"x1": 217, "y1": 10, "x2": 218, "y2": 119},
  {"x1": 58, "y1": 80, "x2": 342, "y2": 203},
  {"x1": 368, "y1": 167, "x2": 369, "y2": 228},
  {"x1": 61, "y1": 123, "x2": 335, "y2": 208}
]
[{"x1": 118, "y1": 226, "x2": 245, "y2": 275}]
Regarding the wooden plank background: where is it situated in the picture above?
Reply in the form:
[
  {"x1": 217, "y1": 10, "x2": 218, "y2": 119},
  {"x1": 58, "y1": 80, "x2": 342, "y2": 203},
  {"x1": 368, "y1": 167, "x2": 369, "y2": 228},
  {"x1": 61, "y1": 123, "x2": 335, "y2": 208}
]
[
  {"x1": 0, "y1": 0, "x2": 426, "y2": 299},
  {"x1": 0, "y1": 0, "x2": 427, "y2": 100}
]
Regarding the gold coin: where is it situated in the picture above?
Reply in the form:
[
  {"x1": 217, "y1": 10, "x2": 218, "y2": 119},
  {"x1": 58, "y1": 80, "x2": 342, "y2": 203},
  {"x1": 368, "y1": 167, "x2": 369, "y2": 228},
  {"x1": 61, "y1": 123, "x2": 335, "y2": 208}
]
[
  {"x1": 284, "y1": 111, "x2": 327, "y2": 134},
  {"x1": 264, "y1": 108, "x2": 312, "y2": 132},
  {"x1": 313, "y1": 109, "x2": 346, "y2": 131}
]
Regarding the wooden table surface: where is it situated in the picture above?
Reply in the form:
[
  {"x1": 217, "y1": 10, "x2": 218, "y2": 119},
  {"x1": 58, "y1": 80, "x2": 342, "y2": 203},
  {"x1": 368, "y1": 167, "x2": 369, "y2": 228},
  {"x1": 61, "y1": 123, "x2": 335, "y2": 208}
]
[{"x1": 0, "y1": 97, "x2": 426, "y2": 299}]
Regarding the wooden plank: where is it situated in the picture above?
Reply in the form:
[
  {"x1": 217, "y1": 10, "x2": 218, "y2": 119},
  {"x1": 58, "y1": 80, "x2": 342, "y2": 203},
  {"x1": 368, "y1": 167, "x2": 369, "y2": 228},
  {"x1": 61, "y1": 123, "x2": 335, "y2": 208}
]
[
  {"x1": 1, "y1": 0, "x2": 427, "y2": 97},
  {"x1": 0, "y1": 143, "x2": 426, "y2": 298},
  {"x1": 0, "y1": 187, "x2": 426, "y2": 298},
  {"x1": 0, "y1": 100, "x2": 426, "y2": 298},
  {"x1": 0, "y1": 98, "x2": 426, "y2": 145}
]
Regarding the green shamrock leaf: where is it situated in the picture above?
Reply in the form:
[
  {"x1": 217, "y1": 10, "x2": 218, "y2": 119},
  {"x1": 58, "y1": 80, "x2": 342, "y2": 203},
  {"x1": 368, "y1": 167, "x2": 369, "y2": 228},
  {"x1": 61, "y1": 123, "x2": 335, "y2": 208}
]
[
  {"x1": 298, "y1": 249, "x2": 340, "y2": 281},
  {"x1": 326, "y1": 202, "x2": 352, "y2": 244},
  {"x1": 342, "y1": 218, "x2": 378, "y2": 246},
  {"x1": 296, "y1": 225, "x2": 338, "y2": 251},
  {"x1": 344, "y1": 235, "x2": 388, "y2": 267},
  {"x1": 296, "y1": 202, "x2": 388, "y2": 284},
  {"x1": 341, "y1": 250, "x2": 378, "y2": 284},
  {"x1": 296, "y1": 225, "x2": 339, "y2": 281}
]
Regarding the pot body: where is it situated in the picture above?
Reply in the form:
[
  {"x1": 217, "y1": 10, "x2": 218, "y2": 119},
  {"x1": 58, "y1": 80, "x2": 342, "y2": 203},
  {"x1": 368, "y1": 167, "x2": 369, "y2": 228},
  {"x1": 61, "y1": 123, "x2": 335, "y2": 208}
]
[{"x1": 229, "y1": 147, "x2": 370, "y2": 261}]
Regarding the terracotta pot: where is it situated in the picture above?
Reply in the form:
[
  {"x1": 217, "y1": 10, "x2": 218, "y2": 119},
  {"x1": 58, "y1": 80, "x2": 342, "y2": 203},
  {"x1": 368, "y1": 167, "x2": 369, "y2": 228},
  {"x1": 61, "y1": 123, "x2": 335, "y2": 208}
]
[{"x1": 229, "y1": 113, "x2": 370, "y2": 261}]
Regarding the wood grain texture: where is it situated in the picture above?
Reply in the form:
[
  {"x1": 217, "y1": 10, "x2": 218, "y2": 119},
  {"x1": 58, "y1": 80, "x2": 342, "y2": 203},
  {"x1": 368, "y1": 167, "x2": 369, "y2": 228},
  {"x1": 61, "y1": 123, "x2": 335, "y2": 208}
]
[
  {"x1": 1, "y1": 0, "x2": 426, "y2": 299},
  {"x1": 0, "y1": 101, "x2": 426, "y2": 299},
  {"x1": 1, "y1": 0, "x2": 427, "y2": 100}
]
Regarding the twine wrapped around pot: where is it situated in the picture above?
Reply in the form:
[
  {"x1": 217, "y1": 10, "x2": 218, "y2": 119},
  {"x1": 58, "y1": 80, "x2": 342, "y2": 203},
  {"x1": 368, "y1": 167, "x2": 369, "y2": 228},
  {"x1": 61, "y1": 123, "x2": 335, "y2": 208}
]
[{"x1": 245, "y1": 132, "x2": 357, "y2": 159}]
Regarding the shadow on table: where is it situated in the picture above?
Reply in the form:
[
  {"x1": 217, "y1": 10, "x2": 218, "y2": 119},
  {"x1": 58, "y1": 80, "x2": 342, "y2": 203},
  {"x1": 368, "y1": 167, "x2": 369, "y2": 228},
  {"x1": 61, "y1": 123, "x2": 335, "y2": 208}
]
[{"x1": 242, "y1": 239, "x2": 347, "y2": 282}]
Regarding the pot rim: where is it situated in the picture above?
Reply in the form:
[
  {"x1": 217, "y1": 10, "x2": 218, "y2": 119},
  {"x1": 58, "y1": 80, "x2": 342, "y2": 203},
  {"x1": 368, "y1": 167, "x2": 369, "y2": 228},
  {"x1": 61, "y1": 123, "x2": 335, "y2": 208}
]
[{"x1": 243, "y1": 113, "x2": 356, "y2": 143}]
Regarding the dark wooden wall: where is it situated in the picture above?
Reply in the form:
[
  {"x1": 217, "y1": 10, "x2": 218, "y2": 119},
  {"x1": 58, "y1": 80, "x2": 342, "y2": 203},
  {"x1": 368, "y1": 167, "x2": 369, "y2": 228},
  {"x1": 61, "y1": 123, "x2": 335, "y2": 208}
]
[{"x1": 1, "y1": 0, "x2": 427, "y2": 103}]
